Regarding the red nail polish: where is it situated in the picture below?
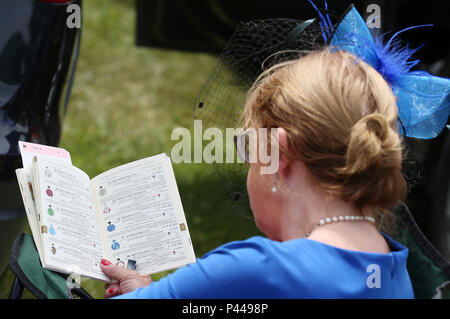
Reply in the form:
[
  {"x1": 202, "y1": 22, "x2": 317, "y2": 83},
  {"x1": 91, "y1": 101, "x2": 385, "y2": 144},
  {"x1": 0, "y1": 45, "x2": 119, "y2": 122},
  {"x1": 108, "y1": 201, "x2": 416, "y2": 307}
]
[
  {"x1": 101, "y1": 259, "x2": 111, "y2": 266},
  {"x1": 108, "y1": 288, "x2": 116, "y2": 294}
]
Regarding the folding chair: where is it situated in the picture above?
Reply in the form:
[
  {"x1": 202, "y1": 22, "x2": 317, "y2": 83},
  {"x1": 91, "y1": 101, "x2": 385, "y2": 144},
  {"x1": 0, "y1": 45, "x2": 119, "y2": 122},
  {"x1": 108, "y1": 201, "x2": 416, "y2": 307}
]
[
  {"x1": 8, "y1": 233, "x2": 93, "y2": 299},
  {"x1": 393, "y1": 202, "x2": 450, "y2": 298}
]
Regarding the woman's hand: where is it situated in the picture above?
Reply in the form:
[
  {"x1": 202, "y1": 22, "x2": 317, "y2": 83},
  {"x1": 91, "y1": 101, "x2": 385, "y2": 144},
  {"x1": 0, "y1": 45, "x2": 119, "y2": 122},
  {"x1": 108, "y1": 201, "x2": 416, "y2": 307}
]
[{"x1": 101, "y1": 259, "x2": 152, "y2": 298}]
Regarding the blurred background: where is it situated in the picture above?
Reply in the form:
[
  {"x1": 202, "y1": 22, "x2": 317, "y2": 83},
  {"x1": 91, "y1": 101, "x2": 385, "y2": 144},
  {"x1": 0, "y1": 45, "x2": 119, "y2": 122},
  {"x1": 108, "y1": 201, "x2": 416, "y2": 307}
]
[{"x1": 0, "y1": 0, "x2": 448, "y2": 298}]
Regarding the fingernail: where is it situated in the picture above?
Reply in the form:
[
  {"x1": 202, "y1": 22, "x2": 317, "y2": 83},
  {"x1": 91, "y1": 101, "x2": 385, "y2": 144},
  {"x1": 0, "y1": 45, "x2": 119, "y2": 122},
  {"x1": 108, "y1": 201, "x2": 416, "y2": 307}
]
[
  {"x1": 108, "y1": 288, "x2": 116, "y2": 294},
  {"x1": 101, "y1": 259, "x2": 111, "y2": 266}
]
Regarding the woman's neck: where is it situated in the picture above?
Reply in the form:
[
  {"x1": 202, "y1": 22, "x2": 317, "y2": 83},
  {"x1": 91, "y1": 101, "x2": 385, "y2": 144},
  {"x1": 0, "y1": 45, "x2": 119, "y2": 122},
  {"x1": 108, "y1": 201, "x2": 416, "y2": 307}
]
[
  {"x1": 273, "y1": 185, "x2": 389, "y2": 254},
  {"x1": 261, "y1": 163, "x2": 388, "y2": 253},
  {"x1": 277, "y1": 192, "x2": 365, "y2": 241}
]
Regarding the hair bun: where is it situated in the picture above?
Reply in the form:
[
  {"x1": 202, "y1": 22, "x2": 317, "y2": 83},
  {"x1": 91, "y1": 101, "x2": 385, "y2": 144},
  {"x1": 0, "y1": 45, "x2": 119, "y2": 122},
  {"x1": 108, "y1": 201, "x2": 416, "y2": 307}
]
[
  {"x1": 363, "y1": 114, "x2": 389, "y2": 140},
  {"x1": 339, "y1": 113, "x2": 401, "y2": 176}
]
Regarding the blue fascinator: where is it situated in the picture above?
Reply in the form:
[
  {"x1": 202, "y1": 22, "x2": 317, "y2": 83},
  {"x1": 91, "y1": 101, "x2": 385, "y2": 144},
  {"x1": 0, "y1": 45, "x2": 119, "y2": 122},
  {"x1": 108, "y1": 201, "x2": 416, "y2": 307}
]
[{"x1": 310, "y1": 2, "x2": 450, "y2": 139}]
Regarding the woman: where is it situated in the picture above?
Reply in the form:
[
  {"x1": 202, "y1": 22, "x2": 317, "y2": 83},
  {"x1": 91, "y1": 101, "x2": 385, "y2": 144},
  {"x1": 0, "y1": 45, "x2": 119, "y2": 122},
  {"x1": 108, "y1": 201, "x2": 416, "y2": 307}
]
[{"x1": 100, "y1": 48, "x2": 415, "y2": 298}]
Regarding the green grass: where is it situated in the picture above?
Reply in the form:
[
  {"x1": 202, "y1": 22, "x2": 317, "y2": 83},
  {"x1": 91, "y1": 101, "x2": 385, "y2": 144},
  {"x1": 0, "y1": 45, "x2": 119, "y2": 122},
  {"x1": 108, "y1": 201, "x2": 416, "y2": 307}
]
[{"x1": 0, "y1": 0, "x2": 261, "y2": 299}]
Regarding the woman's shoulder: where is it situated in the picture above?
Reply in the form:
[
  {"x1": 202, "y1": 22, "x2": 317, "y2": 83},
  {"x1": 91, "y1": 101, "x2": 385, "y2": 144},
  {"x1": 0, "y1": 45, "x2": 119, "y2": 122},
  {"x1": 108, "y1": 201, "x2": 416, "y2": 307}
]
[
  {"x1": 201, "y1": 236, "x2": 300, "y2": 259},
  {"x1": 197, "y1": 236, "x2": 309, "y2": 273},
  {"x1": 200, "y1": 234, "x2": 410, "y2": 274},
  {"x1": 206, "y1": 233, "x2": 408, "y2": 253},
  {"x1": 200, "y1": 236, "x2": 273, "y2": 260},
  {"x1": 199, "y1": 236, "x2": 330, "y2": 272}
]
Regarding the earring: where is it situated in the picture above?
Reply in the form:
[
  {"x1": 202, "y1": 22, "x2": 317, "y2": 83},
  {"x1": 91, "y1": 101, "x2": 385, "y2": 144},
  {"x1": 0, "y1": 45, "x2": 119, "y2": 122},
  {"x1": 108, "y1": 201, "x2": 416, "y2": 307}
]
[{"x1": 272, "y1": 174, "x2": 278, "y2": 193}]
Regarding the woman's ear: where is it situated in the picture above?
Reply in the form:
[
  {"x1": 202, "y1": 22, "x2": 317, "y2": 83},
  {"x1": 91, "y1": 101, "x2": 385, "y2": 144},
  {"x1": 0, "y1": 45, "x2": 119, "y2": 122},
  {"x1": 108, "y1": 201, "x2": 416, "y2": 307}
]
[{"x1": 277, "y1": 127, "x2": 293, "y2": 177}]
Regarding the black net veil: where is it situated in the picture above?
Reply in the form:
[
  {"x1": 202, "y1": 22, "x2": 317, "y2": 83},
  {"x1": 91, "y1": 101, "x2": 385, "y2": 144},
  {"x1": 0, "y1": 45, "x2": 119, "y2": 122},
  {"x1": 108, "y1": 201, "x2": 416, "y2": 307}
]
[{"x1": 193, "y1": 18, "x2": 325, "y2": 214}]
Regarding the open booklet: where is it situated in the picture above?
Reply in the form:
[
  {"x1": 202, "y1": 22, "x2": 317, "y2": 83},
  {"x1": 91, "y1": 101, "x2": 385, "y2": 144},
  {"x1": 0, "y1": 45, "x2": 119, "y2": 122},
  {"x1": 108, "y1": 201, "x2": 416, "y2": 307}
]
[{"x1": 15, "y1": 141, "x2": 196, "y2": 282}]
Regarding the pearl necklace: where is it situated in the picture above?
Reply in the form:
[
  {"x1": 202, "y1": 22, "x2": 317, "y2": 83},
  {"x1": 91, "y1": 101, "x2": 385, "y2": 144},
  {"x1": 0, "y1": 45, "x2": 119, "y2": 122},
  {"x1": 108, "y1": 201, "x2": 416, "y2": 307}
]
[{"x1": 306, "y1": 215, "x2": 376, "y2": 237}]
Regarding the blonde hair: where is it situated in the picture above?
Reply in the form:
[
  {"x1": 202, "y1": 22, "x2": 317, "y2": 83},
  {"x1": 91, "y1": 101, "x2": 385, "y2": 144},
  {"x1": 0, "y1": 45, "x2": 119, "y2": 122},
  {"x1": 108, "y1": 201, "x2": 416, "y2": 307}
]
[{"x1": 241, "y1": 49, "x2": 407, "y2": 231}]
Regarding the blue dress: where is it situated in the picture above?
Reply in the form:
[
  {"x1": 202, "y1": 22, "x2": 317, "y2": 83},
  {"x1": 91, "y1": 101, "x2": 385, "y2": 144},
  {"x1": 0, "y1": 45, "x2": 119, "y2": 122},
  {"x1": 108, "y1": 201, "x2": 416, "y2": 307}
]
[{"x1": 114, "y1": 233, "x2": 414, "y2": 299}]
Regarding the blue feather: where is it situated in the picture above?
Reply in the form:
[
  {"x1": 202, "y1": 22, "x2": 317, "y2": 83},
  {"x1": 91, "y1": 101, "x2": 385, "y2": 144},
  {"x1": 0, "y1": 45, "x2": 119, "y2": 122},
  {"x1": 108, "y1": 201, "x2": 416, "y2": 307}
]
[
  {"x1": 307, "y1": 1, "x2": 450, "y2": 139},
  {"x1": 307, "y1": 0, "x2": 332, "y2": 41},
  {"x1": 371, "y1": 32, "x2": 425, "y2": 85}
]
